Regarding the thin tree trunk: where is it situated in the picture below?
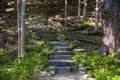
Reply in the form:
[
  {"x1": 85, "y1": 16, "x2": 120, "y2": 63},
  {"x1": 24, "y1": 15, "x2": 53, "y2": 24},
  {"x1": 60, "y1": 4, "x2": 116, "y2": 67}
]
[
  {"x1": 65, "y1": 0, "x2": 67, "y2": 27},
  {"x1": 20, "y1": 0, "x2": 25, "y2": 57},
  {"x1": 17, "y1": 0, "x2": 25, "y2": 62},
  {"x1": 94, "y1": 0, "x2": 99, "y2": 32},
  {"x1": 83, "y1": 0, "x2": 87, "y2": 20},
  {"x1": 100, "y1": 0, "x2": 119, "y2": 56},
  {"x1": 78, "y1": 0, "x2": 81, "y2": 18},
  {"x1": 46, "y1": 0, "x2": 48, "y2": 25},
  {"x1": 17, "y1": 0, "x2": 22, "y2": 62}
]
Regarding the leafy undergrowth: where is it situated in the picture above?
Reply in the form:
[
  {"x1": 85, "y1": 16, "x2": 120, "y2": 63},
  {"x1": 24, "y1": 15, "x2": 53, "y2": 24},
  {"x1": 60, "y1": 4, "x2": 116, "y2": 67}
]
[
  {"x1": 72, "y1": 51, "x2": 120, "y2": 80},
  {"x1": 0, "y1": 41, "x2": 53, "y2": 80},
  {"x1": 73, "y1": 21, "x2": 90, "y2": 30}
]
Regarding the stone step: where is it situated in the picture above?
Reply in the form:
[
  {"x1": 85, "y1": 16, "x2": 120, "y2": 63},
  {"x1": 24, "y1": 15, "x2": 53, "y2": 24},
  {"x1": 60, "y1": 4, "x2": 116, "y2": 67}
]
[
  {"x1": 49, "y1": 55, "x2": 73, "y2": 60},
  {"x1": 48, "y1": 41, "x2": 75, "y2": 74},
  {"x1": 50, "y1": 41, "x2": 69, "y2": 46},
  {"x1": 48, "y1": 60, "x2": 73, "y2": 66},
  {"x1": 54, "y1": 46, "x2": 71, "y2": 51},
  {"x1": 41, "y1": 38, "x2": 57, "y2": 41},
  {"x1": 74, "y1": 48, "x2": 88, "y2": 52},
  {"x1": 51, "y1": 51, "x2": 74, "y2": 55},
  {"x1": 49, "y1": 66, "x2": 71, "y2": 73}
]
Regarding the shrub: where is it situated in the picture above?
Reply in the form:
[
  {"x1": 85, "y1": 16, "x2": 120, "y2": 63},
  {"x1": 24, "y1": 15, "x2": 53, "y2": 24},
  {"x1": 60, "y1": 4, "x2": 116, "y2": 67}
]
[
  {"x1": 72, "y1": 51, "x2": 120, "y2": 80},
  {"x1": 73, "y1": 21, "x2": 90, "y2": 30},
  {"x1": 0, "y1": 41, "x2": 53, "y2": 80}
]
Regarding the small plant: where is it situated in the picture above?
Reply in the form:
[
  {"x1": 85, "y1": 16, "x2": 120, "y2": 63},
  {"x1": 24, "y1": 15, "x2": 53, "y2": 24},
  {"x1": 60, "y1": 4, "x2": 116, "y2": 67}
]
[
  {"x1": 68, "y1": 40, "x2": 79, "y2": 49},
  {"x1": 0, "y1": 48, "x2": 6, "y2": 55},
  {"x1": 80, "y1": 21, "x2": 90, "y2": 27},
  {"x1": 73, "y1": 21, "x2": 90, "y2": 30},
  {"x1": 98, "y1": 40, "x2": 103, "y2": 46},
  {"x1": 56, "y1": 29, "x2": 68, "y2": 41},
  {"x1": 110, "y1": 50, "x2": 117, "y2": 58},
  {"x1": 72, "y1": 51, "x2": 86, "y2": 69},
  {"x1": 57, "y1": 33, "x2": 68, "y2": 41},
  {"x1": 28, "y1": 32, "x2": 38, "y2": 44}
]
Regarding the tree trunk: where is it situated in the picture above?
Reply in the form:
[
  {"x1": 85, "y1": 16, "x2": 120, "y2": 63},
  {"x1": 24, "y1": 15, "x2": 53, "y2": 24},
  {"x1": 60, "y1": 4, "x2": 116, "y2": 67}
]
[
  {"x1": 20, "y1": 0, "x2": 25, "y2": 57},
  {"x1": 94, "y1": 0, "x2": 99, "y2": 32},
  {"x1": 65, "y1": 0, "x2": 67, "y2": 27},
  {"x1": 83, "y1": 0, "x2": 87, "y2": 20},
  {"x1": 17, "y1": 0, "x2": 25, "y2": 61},
  {"x1": 17, "y1": 0, "x2": 21, "y2": 60},
  {"x1": 100, "y1": 0, "x2": 119, "y2": 56},
  {"x1": 78, "y1": 0, "x2": 81, "y2": 18}
]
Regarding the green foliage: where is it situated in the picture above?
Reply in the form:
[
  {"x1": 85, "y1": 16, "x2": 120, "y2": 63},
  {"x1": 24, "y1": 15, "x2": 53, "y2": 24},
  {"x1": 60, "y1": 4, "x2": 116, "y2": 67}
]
[
  {"x1": 98, "y1": 40, "x2": 103, "y2": 46},
  {"x1": 56, "y1": 29, "x2": 68, "y2": 41},
  {"x1": 0, "y1": 60, "x2": 37, "y2": 80},
  {"x1": 68, "y1": 40, "x2": 79, "y2": 49},
  {"x1": 110, "y1": 50, "x2": 117, "y2": 58},
  {"x1": 80, "y1": 21, "x2": 90, "y2": 27},
  {"x1": 73, "y1": 21, "x2": 90, "y2": 30},
  {"x1": 0, "y1": 41, "x2": 53, "y2": 80},
  {"x1": 0, "y1": 49, "x2": 17, "y2": 65},
  {"x1": 32, "y1": 41, "x2": 53, "y2": 53},
  {"x1": 0, "y1": 48, "x2": 6, "y2": 55},
  {"x1": 56, "y1": 29, "x2": 79, "y2": 50},
  {"x1": 72, "y1": 51, "x2": 120, "y2": 80},
  {"x1": 28, "y1": 32, "x2": 38, "y2": 44},
  {"x1": 56, "y1": 30, "x2": 79, "y2": 50},
  {"x1": 57, "y1": 34, "x2": 68, "y2": 41},
  {"x1": 25, "y1": 29, "x2": 38, "y2": 45}
]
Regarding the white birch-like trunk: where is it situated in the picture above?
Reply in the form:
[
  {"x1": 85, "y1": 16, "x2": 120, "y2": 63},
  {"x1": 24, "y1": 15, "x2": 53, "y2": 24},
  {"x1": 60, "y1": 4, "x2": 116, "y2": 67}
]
[
  {"x1": 17, "y1": 0, "x2": 25, "y2": 61},
  {"x1": 65, "y1": 0, "x2": 67, "y2": 27},
  {"x1": 78, "y1": 0, "x2": 81, "y2": 17},
  {"x1": 83, "y1": 0, "x2": 87, "y2": 20},
  {"x1": 94, "y1": 0, "x2": 99, "y2": 31},
  {"x1": 17, "y1": 0, "x2": 21, "y2": 60},
  {"x1": 20, "y1": 0, "x2": 25, "y2": 57}
]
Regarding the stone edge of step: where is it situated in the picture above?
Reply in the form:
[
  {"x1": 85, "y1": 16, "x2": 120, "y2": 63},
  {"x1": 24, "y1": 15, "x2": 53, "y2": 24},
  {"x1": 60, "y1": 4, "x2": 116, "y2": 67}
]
[
  {"x1": 50, "y1": 41, "x2": 69, "y2": 46},
  {"x1": 48, "y1": 60, "x2": 73, "y2": 63},
  {"x1": 51, "y1": 51, "x2": 74, "y2": 55}
]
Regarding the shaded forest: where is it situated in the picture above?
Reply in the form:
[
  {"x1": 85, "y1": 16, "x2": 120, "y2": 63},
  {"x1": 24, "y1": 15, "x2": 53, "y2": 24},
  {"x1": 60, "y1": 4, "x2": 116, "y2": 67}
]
[{"x1": 0, "y1": 0, "x2": 120, "y2": 80}]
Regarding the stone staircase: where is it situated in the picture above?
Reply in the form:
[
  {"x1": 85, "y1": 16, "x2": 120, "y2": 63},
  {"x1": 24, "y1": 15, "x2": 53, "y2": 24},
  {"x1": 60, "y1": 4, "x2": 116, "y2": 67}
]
[
  {"x1": 39, "y1": 41, "x2": 96, "y2": 80},
  {"x1": 48, "y1": 41, "x2": 75, "y2": 74}
]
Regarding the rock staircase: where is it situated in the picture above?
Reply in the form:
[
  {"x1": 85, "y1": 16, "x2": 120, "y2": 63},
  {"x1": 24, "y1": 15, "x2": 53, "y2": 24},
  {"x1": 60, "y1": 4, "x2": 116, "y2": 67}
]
[
  {"x1": 48, "y1": 41, "x2": 75, "y2": 74},
  {"x1": 39, "y1": 41, "x2": 96, "y2": 80}
]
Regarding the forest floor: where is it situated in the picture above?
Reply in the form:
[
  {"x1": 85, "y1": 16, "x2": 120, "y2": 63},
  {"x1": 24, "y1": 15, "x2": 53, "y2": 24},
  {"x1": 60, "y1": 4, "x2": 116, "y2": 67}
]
[
  {"x1": 0, "y1": 3, "x2": 99, "y2": 80},
  {"x1": 0, "y1": 2, "x2": 99, "y2": 49}
]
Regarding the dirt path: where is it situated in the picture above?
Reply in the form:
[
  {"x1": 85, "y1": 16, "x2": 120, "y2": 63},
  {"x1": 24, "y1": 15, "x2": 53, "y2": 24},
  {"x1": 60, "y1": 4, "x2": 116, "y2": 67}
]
[{"x1": 39, "y1": 71, "x2": 95, "y2": 80}]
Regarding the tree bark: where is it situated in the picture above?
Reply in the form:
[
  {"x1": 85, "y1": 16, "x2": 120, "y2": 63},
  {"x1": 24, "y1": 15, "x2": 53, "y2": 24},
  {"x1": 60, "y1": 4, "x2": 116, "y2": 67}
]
[
  {"x1": 65, "y1": 0, "x2": 67, "y2": 27},
  {"x1": 20, "y1": 0, "x2": 25, "y2": 57},
  {"x1": 94, "y1": 0, "x2": 99, "y2": 32},
  {"x1": 100, "y1": 0, "x2": 119, "y2": 56},
  {"x1": 78, "y1": 0, "x2": 81, "y2": 18},
  {"x1": 17, "y1": 0, "x2": 21, "y2": 60},
  {"x1": 83, "y1": 0, "x2": 87, "y2": 20},
  {"x1": 17, "y1": 0, "x2": 25, "y2": 61}
]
